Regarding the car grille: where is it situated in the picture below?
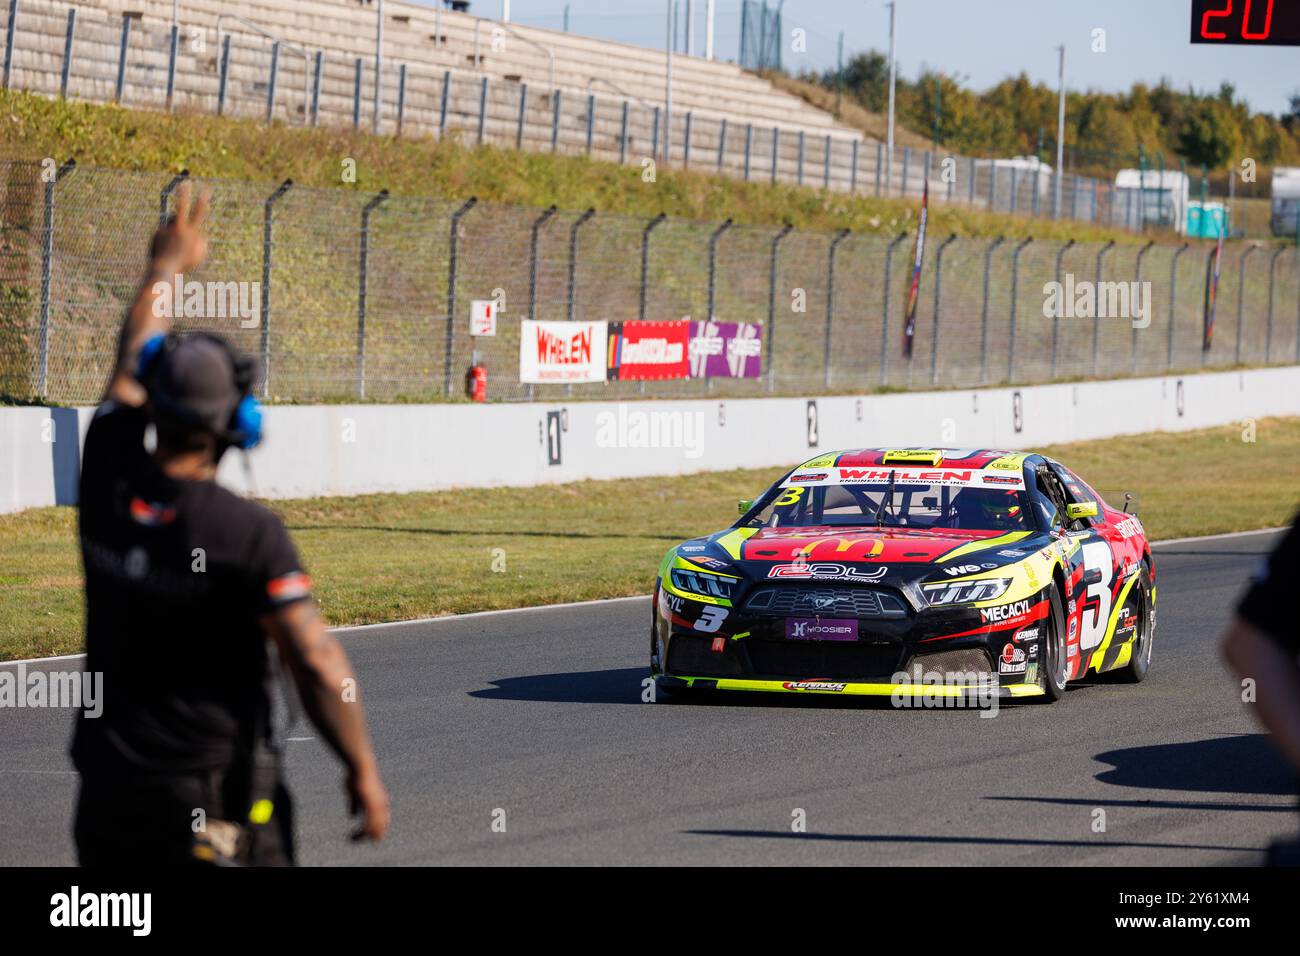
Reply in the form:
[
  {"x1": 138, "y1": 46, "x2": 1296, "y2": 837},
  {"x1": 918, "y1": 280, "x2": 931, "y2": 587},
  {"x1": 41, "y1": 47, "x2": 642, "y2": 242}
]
[
  {"x1": 747, "y1": 641, "x2": 902, "y2": 679},
  {"x1": 742, "y1": 586, "x2": 908, "y2": 619},
  {"x1": 905, "y1": 648, "x2": 994, "y2": 679}
]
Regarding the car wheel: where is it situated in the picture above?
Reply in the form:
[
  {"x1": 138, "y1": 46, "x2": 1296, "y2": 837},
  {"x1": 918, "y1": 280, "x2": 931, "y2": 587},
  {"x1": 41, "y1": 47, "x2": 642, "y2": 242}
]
[
  {"x1": 1034, "y1": 586, "x2": 1068, "y2": 703},
  {"x1": 1111, "y1": 565, "x2": 1154, "y2": 684}
]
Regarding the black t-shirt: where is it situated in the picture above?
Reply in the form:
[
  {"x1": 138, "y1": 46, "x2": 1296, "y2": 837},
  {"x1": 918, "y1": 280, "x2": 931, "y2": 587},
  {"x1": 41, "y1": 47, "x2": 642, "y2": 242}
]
[
  {"x1": 72, "y1": 403, "x2": 312, "y2": 775},
  {"x1": 1237, "y1": 515, "x2": 1300, "y2": 654}
]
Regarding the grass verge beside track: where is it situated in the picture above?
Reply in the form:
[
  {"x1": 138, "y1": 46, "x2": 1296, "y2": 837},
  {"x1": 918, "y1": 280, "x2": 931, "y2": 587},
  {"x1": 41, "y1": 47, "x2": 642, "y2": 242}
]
[{"x1": 2, "y1": 417, "x2": 1297, "y2": 660}]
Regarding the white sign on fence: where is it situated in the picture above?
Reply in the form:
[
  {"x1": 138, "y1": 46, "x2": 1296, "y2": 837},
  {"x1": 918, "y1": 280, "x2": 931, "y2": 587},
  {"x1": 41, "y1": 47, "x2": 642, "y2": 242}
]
[
  {"x1": 470, "y1": 299, "x2": 496, "y2": 336},
  {"x1": 518, "y1": 320, "x2": 608, "y2": 383}
]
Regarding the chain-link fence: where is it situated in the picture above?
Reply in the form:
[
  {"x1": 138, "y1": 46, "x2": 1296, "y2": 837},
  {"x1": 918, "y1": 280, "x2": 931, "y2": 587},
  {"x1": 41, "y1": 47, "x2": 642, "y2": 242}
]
[{"x1": 3, "y1": 159, "x2": 1298, "y2": 406}]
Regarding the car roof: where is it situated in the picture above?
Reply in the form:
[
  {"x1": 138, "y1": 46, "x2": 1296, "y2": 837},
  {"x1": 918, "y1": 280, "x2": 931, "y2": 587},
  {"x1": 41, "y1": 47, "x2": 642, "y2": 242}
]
[{"x1": 800, "y1": 448, "x2": 1040, "y2": 469}]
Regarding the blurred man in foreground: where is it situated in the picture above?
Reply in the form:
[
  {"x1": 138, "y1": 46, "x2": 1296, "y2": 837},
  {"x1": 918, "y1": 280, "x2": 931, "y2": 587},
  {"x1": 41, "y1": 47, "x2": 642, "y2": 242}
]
[{"x1": 72, "y1": 183, "x2": 388, "y2": 865}]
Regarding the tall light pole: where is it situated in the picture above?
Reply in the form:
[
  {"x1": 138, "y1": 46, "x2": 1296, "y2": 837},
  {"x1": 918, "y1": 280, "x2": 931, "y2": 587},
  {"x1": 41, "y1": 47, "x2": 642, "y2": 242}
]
[
  {"x1": 886, "y1": 2, "x2": 897, "y2": 193},
  {"x1": 686, "y1": 0, "x2": 694, "y2": 56},
  {"x1": 502, "y1": 0, "x2": 511, "y2": 22},
  {"x1": 665, "y1": 0, "x2": 673, "y2": 162},
  {"x1": 1054, "y1": 43, "x2": 1066, "y2": 218},
  {"x1": 373, "y1": 0, "x2": 383, "y2": 134},
  {"x1": 705, "y1": 0, "x2": 715, "y2": 59}
]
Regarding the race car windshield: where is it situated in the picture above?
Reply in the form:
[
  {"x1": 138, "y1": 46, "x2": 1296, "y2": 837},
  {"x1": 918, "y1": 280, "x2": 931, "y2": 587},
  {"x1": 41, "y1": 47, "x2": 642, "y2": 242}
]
[{"x1": 753, "y1": 482, "x2": 1032, "y2": 532}]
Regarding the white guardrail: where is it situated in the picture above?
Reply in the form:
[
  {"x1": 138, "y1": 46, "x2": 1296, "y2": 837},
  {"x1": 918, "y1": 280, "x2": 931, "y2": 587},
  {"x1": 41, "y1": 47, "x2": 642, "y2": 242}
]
[{"x1": 4, "y1": 365, "x2": 1300, "y2": 514}]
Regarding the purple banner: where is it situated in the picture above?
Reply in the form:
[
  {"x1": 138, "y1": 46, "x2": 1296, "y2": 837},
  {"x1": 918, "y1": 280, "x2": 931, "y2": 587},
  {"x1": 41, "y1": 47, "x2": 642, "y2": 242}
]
[{"x1": 688, "y1": 321, "x2": 763, "y2": 379}]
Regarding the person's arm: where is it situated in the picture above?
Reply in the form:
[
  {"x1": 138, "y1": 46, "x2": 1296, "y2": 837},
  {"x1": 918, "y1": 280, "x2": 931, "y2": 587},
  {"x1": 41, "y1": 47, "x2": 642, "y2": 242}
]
[
  {"x1": 104, "y1": 181, "x2": 210, "y2": 406},
  {"x1": 261, "y1": 601, "x2": 390, "y2": 841},
  {"x1": 1222, "y1": 618, "x2": 1300, "y2": 773}
]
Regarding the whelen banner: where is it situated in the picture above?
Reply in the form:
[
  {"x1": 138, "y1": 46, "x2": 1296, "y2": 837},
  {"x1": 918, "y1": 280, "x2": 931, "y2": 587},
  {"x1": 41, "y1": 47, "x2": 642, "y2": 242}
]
[
  {"x1": 519, "y1": 320, "x2": 608, "y2": 383},
  {"x1": 688, "y1": 320, "x2": 763, "y2": 379},
  {"x1": 606, "y1": 321, "x2": 690, "y2": 381}
]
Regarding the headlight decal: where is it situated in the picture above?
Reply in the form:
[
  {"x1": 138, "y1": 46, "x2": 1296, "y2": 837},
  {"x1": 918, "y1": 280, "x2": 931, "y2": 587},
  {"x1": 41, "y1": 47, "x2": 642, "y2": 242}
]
[{"x1": 923, "y1": 577, "x2": 1012, "y2": 606}]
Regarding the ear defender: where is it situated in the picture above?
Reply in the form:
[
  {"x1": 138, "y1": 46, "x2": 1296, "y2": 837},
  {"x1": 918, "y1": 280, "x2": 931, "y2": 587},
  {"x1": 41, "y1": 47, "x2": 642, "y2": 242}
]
[
  {"x1": 230, "y1": 394, "x2": 263, "y2": 450},
  {"x1": 134, "y1": 333, "x2": 169, "y2": 382}
]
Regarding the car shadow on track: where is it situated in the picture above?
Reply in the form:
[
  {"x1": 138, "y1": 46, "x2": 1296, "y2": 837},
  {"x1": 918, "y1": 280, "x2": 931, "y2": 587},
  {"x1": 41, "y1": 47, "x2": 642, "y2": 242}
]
[{"x1": 1091, "y1": 733, "x2": 1299, "y2": 797}]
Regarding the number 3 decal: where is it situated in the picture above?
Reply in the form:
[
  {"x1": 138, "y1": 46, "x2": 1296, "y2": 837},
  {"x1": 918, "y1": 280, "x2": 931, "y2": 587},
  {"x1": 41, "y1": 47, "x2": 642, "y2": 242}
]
[
  {"x1": 695, "y1": 606, "x2": 728, "y2": 633},
  {"x1": 1078, "y1": 541, "x2": 1114, "y2": 651},
  {"x1": 774, "y1": 486, "x2": 805, "y2": 507}
]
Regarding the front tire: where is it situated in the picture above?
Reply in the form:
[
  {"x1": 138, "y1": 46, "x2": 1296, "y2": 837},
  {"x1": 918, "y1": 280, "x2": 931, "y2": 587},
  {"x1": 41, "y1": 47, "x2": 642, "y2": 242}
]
[
  {"x1": 1111, "y1": 564, "x2": 1154, "y2": 683},
  {"x1": 1034, "y1": 586, "x2": 1069, "y2": 703}
]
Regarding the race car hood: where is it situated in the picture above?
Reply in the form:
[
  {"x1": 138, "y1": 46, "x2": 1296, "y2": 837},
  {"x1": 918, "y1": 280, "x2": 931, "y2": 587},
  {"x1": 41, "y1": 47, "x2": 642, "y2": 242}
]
[{"x1": 668, "y1": 524, "x2": 1050, "y2": 597}]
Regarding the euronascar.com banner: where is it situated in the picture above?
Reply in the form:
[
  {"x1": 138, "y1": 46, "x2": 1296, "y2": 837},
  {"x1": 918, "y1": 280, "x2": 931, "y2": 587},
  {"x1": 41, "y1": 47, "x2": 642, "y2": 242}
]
[
  {"x1": 688, "y1": 320, "x2": 763, "y2": 379},
  {"x1": 606, "y1": 321, "x2": 690, "y2": 381},
  {"x1": 519, "y1": 320, "x2": 608, "y2": 383}
]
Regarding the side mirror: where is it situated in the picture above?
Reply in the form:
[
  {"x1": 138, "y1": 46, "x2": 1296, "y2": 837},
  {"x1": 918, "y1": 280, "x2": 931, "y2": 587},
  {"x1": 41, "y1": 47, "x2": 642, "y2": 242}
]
[
  {"x1": 737, "y1": 499, "x2": 756, "y2": 517},
  {"x1": 1066, "y1": 501, "x2": 1098, "y2": 521}
]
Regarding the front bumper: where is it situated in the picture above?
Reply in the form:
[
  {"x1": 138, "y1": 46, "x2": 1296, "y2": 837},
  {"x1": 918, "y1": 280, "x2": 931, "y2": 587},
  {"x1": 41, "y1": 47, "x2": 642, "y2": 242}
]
[{"x1": 656, "y1": 674, "x2": 1044, "y2": 699}]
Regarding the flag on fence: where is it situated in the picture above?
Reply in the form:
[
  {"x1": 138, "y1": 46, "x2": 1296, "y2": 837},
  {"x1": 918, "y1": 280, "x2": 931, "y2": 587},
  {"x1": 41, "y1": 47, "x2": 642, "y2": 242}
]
[
  {"x1": 902, "y1": 179, "x2": 929, "y2": 358},
  {"x1": 1202, "y1": 222, "x2": 1224, "y2": 352}
]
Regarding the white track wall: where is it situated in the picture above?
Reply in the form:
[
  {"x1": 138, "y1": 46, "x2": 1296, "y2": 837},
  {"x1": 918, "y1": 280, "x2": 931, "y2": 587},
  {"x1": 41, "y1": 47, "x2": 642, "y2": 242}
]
[{"x1": 4, "y1": 366, "x2": 1299, "y2": 514}]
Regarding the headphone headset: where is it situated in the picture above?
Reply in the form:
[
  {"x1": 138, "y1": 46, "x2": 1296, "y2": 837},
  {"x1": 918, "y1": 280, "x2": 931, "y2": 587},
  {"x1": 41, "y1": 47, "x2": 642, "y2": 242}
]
[{"x1": 135, "y1": 332, "x2": 263, "y2": 450}]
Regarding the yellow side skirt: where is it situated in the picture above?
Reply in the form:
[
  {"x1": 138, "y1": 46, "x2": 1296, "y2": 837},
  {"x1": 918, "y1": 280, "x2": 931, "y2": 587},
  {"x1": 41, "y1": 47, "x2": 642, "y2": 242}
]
[{"x1": 673, "y1": 676, "x2": 1045, "y2": 698}]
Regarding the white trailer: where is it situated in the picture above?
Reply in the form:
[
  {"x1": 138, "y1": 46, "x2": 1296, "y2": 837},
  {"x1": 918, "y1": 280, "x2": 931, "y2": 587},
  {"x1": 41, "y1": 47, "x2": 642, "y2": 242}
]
[{"x1": 1272, "y1": 167, "x2": 1300, "y2": 237}]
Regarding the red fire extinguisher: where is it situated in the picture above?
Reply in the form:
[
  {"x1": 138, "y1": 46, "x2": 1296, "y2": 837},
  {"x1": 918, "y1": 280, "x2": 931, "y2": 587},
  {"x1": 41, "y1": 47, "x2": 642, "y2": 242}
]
[{"x1": 466, "y1": 362, "x2": 487, "y2": 402}]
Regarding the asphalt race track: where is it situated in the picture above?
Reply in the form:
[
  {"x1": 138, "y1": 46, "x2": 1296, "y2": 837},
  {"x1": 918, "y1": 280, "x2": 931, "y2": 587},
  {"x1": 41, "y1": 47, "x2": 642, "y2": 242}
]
[{"x1": 3, "y1": 530, "x2": 1297, "y2": 866}]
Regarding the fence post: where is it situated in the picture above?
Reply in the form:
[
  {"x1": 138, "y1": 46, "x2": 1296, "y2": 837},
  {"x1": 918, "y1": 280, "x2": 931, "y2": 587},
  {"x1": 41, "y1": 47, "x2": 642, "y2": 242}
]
[
  {"x1": 566, "y1": 206, "x2": 596, "y2": 322},
  {"x1": 850, "y1": 139, "x2": 858, "y2": 193},
  {"x1": 61, "y1": 8, "x2": 77, "y2": 100},
  {"x1": 587, "y1": 93, "x2": 597, "y2": 155},
  {"x1": 1009, "y1": 167, "x2": 1018, "y2": 214},
  {"x1": 552, "y1": 89, "x2": 563, "y2": 152},
  {"x1": 651, "y1": 105, "x2": 660, "y2": 159},
  {"x1": 875, "y1": 142, "x2": 883, "y2": 196},
  {"x1": 2, "y1": 0, "x2": 15, "y2": 90},
  {"x1": 743, "y1": 123, "x2": 753, "y2": 181},
  {"x1": 978, "y1": 236, "x2": 1006, "y2": 384},
  {"x1": 1166, "y1": 242, "x2": 1189, "y2": 368},
  {"x1": 770, "y1": 127, "x2": 779, "y2": 185},
  {"x1": 158, "y1": 169, "x2": 189, "y2": 226},
  {"x1": 1050, "y1": 239, "x2": 1074, "y2": 378},
  {"x1": 525, "y1": 204, "x2": 558, "y2": 401},
  {"x1": 1091, "y1": 240, "x2": 1115, "y2": 376},
  {"x1": 352, "y1": 57, "x2": 363, "y2": 129},
  {"x1": 259, "y1": 179, "x2": 293, "y2": 399},
  {"x1": 795, "y1": 131, "x2": 804, "y2": 185},
  {"x1": 900, "y1": 147, "x2": 911, "y2": 198},
  {"x1": 439, "y1": 70, "x2": 450, "y2": 138},
  {"x1": 823, "y1": 135, "x2": 832, "y2": 189},
  {"x1": 683, "y1": 111, "x2": 692, "y2": 166},
  {"x1": 823, "y1": 229, "x2": 850, "y2": 387},
  {"x1": 396, "y1": 63, "x2": 407, "y2": 136},
  {"x1": 164, "y1": 20, "x2": 177, "y2": 110},
  {"x1": 114, "y1": 15, "x2": 131, "y2": 103},
  {"x1": 1265, "y1": 246, "x2": 1286, "y2": 363},
  {"x1": 929, "y1": 234, "x2": 959, "y2": 386},
  {"x1": 639, "y1": 212, "x2": 667, "y2": 323},
  {"x1": 968, "y1": 156, "x2": 976, "y2": 204},
  {"x1": 880, "y1": 232, "x2": 908, "y2": 386},
  {"x1": 310, "y1": 51, "x2": 322, "y2": 126},
  {"x1": 1235, "y1": 244, "x2": 1259, "y2": 365},
  {"x1": 765, "y1": 223, "x2": 794, "y2": 392},
  {"x1": 217, "y1": 34, "x2": 231, "y2": 115},
  {"x1": 618, "y1": 99, "x2": 629, "y2": 163},
  {"x1": 706, "y1": 218, "x2": 733, "y2": 322},
  {"x1": 717, "y1": 118, "x2": 728, "y2": 171},
  {"x1": 1006, "y1": 237, "x2": 1033, "y2": 381},
  {"x1": 443, "y1": 196, "x2": 479, "y2": 398},
  {"x1": 1131, "y1": 240, "x2": 1154, "y2": 374},
  {"x1": 265, "y1": 41, "x2": 280, "y2": 124},
  {"x1": 36, "y1": 159, "x2": 75, "y2": 399},
  {"x1": 357, "y1": 189, "x2": 389, "y2": 399},
  {"x1": 516, "y1": 82, "x2": 528, "y2": 150},
  {"x1": 478, "y1": 76, "x2": 489, "y2": 144}
]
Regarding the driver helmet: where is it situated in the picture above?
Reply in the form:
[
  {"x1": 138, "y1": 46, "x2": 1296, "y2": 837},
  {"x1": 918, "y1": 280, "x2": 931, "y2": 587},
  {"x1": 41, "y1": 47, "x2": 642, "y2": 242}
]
[{"x1": 979, "y1": 490, "x2": 1023, "y2": 526}]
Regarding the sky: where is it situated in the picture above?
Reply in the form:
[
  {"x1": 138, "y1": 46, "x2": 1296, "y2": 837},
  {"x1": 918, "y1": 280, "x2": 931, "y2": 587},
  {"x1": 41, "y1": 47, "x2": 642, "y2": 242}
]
[{"x1": 420, "y1": 0, "x2": 1300, "y2": 116}]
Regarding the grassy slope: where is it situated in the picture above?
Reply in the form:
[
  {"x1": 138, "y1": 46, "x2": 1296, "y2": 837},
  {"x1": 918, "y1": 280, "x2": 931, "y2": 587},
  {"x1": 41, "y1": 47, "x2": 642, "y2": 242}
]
[
  {"x1": 0, "y1": 88, "x2": 1149, "y2": 243},
  {"x1": 2, "y1": 417, "x2": 1297, "y2": 661}
]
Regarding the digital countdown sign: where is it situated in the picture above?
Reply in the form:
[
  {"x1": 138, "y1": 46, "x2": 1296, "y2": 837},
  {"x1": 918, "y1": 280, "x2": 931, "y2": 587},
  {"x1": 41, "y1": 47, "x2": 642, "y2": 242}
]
[{"x1": 1190, "y1": 1, "x2": 1300, "y2": 46}]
